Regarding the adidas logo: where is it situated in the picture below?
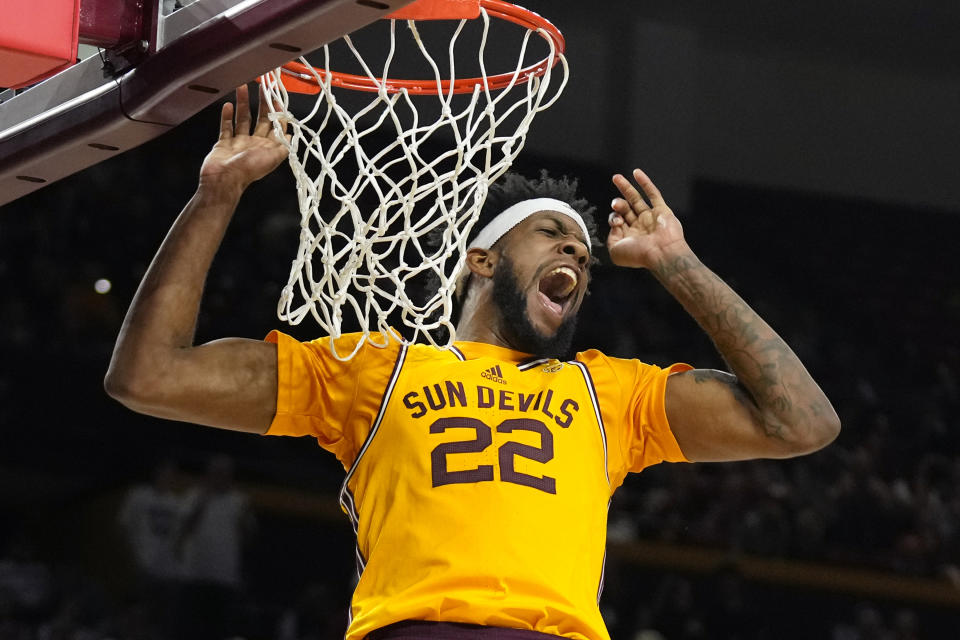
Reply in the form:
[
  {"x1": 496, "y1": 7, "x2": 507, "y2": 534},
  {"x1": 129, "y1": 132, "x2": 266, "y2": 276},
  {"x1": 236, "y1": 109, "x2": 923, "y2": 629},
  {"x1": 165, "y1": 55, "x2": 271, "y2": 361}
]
[{"x1": 480, "y1": 365, "x2": 507, "y2": 385}]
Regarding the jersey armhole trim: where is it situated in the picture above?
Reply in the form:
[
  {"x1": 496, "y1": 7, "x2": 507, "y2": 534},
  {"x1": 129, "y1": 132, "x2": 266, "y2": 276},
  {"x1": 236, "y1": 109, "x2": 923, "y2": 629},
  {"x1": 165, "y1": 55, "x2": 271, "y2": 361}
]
[
  {"x1": 338, "y1": 343, "x2": 410, "y2": 532},
  {"x1": 569, "y1": 360, "x2": 611, "y2": 489}
]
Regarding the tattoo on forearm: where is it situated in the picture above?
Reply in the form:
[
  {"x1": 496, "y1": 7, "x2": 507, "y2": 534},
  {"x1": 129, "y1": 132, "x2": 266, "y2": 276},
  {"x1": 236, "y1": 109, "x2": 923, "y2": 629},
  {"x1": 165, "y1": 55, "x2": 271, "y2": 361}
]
[{"x1": 660, "y1": 253, "x2": 833, "y2": 443}]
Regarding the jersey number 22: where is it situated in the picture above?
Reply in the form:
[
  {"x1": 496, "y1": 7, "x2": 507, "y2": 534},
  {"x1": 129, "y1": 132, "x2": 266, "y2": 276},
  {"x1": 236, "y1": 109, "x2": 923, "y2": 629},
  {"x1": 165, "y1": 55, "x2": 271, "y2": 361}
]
[{"x1": 430, "y1": 417, "x2": 556, "y2": 494}]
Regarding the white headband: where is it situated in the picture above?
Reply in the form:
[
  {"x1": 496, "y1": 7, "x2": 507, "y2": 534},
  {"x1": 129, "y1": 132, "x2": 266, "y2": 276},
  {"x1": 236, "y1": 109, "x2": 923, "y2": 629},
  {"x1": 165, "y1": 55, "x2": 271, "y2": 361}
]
[{"x1": 468, "y1": 197, "x2": 591, "y2": 253}]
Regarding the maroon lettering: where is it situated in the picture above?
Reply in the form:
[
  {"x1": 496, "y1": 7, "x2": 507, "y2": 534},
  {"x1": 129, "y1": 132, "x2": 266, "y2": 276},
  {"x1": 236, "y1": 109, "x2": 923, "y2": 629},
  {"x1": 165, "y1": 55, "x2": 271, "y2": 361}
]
[
  {"x1": 517, "y1": 392, "x2": 536, "y2": 412},
  {"x1": 424, "y1": 384, "x2": 446, "y2": 411},
  {"x1": 496, "y1": 419, "x2": 557, "y2": 494},
  {"x1": 541, "y1": 389, "x2": 554, "y2": 418},
  {"x1": 403, "y1": 391, "x2": 427, "y2": 419},
  {"x1": 429, "y1": 418, "x2": 495, "y2": 487},
  {"x1": 477, "y1": 385, "x2": 494, "y2": 408},
  {"x1": 445, "y1": 380, "x2": 467, "y2": 408},
  {"x1": 428, "y1": 417, "x2": 558, "y2": 494},
  {"x1": 498, "y1": 389, "x2": 515, "y2": 411},
  {"x1": 555, "y1": 398, "x2": 579, "y2": 428}
]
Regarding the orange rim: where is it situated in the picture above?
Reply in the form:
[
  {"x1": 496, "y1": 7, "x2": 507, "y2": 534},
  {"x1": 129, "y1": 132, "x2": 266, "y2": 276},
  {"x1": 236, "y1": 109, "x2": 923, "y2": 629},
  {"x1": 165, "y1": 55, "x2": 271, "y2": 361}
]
[{"x1": 275, "y1": 0, "x2": 565, "y2": 95}]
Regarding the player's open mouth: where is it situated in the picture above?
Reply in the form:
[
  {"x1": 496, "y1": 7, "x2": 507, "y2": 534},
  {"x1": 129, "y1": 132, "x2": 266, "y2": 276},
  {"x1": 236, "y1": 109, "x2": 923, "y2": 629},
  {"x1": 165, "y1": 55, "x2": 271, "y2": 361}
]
[{"x1": 537, "y1": 266, "x2": 579, "y2": 318}]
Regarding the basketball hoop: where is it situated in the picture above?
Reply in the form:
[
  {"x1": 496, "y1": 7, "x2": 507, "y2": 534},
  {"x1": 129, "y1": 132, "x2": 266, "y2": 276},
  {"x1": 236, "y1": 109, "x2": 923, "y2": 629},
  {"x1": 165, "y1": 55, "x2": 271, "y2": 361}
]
[
  {"x1": 274, "y1": 0, "x2": 564, "y2": 95},
  {"x1": 259, "y1": 0, "x2": 568, "y2": 360}
]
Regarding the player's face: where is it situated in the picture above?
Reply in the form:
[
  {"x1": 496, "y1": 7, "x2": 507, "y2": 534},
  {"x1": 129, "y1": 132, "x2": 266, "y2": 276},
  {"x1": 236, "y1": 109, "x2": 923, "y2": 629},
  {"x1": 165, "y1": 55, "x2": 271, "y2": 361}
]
[{"x1": 491, "y1": 212, "x2": 590, "y2": 357}]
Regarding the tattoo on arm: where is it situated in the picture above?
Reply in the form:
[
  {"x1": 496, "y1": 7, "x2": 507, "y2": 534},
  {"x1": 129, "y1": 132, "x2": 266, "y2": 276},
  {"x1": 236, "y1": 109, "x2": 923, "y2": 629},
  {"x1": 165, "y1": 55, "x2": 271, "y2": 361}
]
[
  {"x1": 690, "y1": 369, "x2": 786, "y2": 440},
  {"x1": 657, "y1": 253, "x2": 835, "y2": 446}
]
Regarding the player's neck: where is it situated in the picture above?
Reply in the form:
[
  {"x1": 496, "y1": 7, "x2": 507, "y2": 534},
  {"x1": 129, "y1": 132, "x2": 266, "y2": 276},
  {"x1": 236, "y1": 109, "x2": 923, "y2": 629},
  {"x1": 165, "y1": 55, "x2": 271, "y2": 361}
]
[
  {"x1": 454, "y1": 290, "x2": 513, "y2": 350},
  {"x1": 454, "y1": 316, "x2": 511, "y2": 349}
]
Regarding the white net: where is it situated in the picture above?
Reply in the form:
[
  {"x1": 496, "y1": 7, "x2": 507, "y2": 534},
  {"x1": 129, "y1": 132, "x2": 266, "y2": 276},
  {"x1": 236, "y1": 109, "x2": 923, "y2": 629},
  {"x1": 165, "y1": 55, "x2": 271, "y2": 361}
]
[{"x1": 260, "y1": 6, "x2": 568, "y2": 360}]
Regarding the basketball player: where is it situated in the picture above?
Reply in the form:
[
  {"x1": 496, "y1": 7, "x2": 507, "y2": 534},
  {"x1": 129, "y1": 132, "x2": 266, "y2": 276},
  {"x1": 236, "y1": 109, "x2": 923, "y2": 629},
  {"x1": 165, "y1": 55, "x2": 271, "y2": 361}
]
[{"x1": 105, "y1": 86, "x2": 840, "y2": 640}]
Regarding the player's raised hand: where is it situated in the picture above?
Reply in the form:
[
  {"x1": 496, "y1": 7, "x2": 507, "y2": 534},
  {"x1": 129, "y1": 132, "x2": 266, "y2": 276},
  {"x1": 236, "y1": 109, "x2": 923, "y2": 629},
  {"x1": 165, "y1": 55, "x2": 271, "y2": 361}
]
[
  {"x1": 199, "y1": 84, "x2": 290, "y2": 191},
  {"x1": 607, "y1": 169, "x2": 690, "y2": 269}
]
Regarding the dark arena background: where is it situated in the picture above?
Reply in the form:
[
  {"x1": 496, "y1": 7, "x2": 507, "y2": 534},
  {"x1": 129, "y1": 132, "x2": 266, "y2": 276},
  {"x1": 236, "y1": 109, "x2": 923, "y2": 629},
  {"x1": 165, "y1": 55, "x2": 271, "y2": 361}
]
[{"x1": 2, "y1": 1, "x2": 960, "y2": 638}]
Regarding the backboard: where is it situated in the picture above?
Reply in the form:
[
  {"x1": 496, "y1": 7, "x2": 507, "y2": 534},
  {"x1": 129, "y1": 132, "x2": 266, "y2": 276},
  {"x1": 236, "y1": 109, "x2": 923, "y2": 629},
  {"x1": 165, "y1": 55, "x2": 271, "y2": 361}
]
[{"x1": 0, "y1": 0, "x2": 419, "y2": 207}]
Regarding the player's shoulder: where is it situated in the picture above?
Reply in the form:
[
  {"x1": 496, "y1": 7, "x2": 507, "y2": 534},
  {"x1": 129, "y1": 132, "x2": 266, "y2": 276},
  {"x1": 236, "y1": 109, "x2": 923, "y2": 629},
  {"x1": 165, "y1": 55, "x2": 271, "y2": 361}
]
[
  {"x1": 573, "y1": 347, "x2": 635, "y2": 368},
  {"x1": 404, "y1": 340, "x2": 471, "y2": 365},
  {"x1": 575, "y1": 348, "x2": 667, "y2": 367},
  {"x1": 312, "y1": 330, "x2": 397, "y2": 352},
  {"x1": 572, "y1": 348, "x2": 668, "y2": 385},
  {"x1": 270, "y1": 329, "x2": 404, "y2": 360}
]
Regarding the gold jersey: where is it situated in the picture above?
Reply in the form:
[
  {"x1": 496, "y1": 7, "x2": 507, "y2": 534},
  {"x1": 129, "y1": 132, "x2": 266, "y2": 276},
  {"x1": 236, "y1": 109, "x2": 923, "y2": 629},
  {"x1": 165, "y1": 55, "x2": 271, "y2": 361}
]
[{"x1": 265, "y1": 331, "x2": 691, "y2": 640}]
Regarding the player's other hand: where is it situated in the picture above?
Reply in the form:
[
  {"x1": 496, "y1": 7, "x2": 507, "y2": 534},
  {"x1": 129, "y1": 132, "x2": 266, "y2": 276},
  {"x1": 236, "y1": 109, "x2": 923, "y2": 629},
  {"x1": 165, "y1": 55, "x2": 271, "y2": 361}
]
[
  {"x1": 199, "y1": 84, "x2": 290, "y2": 193},
  {"x1": 607, "y1": 169, "x2": 690, "y2": 270}
]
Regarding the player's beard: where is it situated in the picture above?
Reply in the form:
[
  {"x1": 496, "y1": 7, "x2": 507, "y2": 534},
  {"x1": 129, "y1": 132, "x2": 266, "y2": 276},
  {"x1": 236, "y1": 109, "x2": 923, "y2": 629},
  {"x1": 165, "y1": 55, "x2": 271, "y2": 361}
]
[{"x1": 491, "y1": 254, "x2": 578, "y2": 359}]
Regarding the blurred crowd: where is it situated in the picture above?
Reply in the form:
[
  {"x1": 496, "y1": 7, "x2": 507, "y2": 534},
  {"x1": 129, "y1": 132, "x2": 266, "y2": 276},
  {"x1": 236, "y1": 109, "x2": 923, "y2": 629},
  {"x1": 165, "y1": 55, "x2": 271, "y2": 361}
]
[
  {"x1": 608, "y1": 425, "x2": 960, "y2": 579},
  {"x1": 1, "y1": 455, "x2": 261, "y2": 640}
]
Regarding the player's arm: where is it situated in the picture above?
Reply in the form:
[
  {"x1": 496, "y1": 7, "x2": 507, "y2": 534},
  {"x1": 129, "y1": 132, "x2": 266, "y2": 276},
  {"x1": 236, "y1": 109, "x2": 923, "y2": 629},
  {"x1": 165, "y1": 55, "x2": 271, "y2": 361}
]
[
  {"x1": 608, "y1": 169, "x2": 840, "y2": 462},
  {"x1": 104, "y1": 85, "x2": 288, "y2": 434}
]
